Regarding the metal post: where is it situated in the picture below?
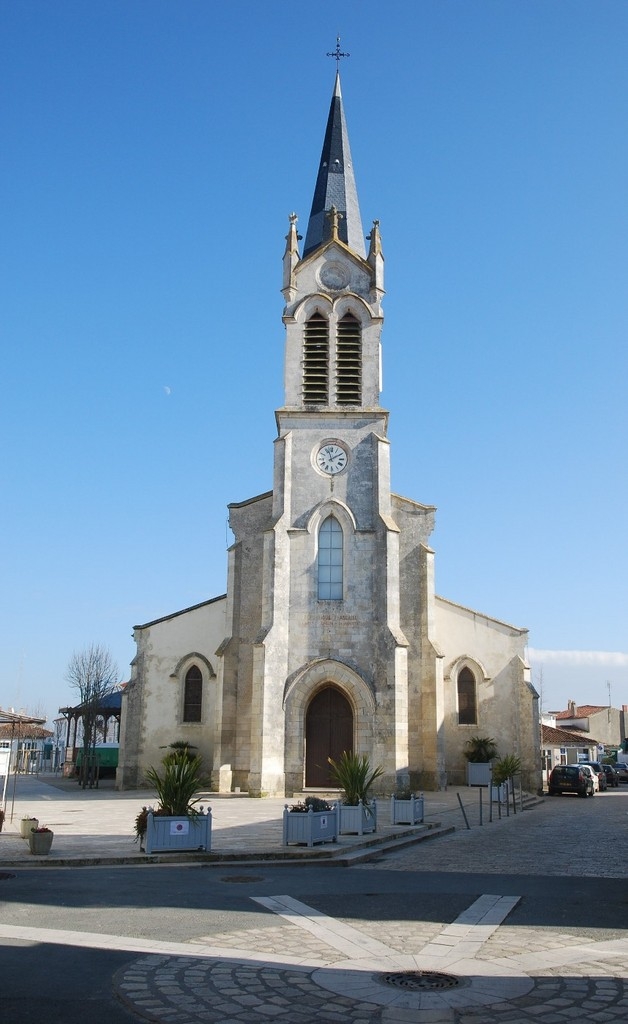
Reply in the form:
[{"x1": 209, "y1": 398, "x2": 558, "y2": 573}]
[{"x1": 456, "y1": 792, "x2": 471, "y2": 829}]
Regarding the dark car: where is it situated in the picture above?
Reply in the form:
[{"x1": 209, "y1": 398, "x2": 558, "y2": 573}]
[
  {"x1": 614, "y1": 763, "x2": 628, "y2": 783},
  {"x1": 579, "y1": 761, "x2": 608, "y2": 790},
  {"x1": 548, "y1": 764, "x2": 594, "y2": 797},
  {"x1": 602, "y1": 764, "x2": 620, "y2": 788}
]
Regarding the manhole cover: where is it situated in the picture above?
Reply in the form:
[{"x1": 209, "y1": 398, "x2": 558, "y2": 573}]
[
  {"x1": 220, "y1": 875, "x2": 264, "y2": 883},
  {"x1": 380, "y1": 970, "x2": 461, "y2": 991},
  {"x1": 0, "y1": 872, "x2": 16, "y2": 881}
]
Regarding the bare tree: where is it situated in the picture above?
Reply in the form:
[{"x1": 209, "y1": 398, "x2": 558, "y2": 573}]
[{"x1": 66, "y1": 644, "x2": 119, "y2": 787}]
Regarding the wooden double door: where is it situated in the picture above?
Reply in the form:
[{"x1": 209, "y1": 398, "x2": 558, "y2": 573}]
[{"x1": 305, "y1": 686, "x2": 353, "y2": 788}]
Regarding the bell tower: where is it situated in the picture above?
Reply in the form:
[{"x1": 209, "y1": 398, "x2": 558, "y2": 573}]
[{"x1": 218, "y1": 64, "x2": 438, "y2": 799}]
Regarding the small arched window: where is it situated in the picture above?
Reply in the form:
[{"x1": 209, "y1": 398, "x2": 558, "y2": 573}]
[
  {"x1": 318, "y1": 516, "x2": 343, "y2": 600},
  {"x1": 183, "y1": 665, "x2": 203, "y2": 722},
  {"x1": 457, "y1": 667, "x2": 477, "y2": 726}
]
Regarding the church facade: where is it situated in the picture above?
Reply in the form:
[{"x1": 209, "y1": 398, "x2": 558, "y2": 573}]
[{"x1": 118, "y1": 73, "x2": 541, "y2": 796}]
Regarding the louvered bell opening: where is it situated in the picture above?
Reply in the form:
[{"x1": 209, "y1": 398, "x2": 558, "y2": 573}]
[
  {"x1": 336, "y1": 314, "x2": 362, "y2": 405},
  {"x1": 303, "y1": 313, "x2": 329, "y2": 405}
]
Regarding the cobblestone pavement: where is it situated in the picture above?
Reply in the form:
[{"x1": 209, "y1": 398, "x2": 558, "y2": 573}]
[
  {"x1": 112, "y1": 791, "x2": 628, "y2": 1022},
  {"x1": 4, "y1": 778, "x2": 628, "y2": 1022},
  {"x1": 353, "y1": 787, "x2": 628, "y2": 877},
  {"x1": 110, "y1": 894, "x2": 628, "y2": 1024}
]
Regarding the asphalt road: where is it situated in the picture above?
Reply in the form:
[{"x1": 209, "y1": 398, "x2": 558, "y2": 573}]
[{"x1": 1, "y1": 788, "x2": 627, "y2": 1023}]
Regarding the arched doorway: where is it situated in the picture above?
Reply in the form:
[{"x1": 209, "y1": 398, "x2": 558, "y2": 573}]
[{"x1": 305, "y1": 686, "x2": 353, "y2": 787}]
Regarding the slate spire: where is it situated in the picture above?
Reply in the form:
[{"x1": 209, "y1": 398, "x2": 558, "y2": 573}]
[{"x1": 302, "y1": 71, "x2": 366, "y2": 259}]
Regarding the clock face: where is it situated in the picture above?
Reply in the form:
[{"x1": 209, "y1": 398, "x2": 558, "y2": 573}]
[{"x1": 316, "y1": 443, "x2": 348, "y2": 475}]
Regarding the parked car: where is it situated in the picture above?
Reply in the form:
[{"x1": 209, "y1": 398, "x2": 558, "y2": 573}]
[
  {"x1": 578, "y1": 761, "x2": 607, "y2": 791},
  {"x1": 602, "y1": 764, "x2": 620, "y2": 788},
  {"x1": 548, "y1": 765, "x2": 594, "y2": 797},
  {"x1": 614, "y1": 763, "x2": 628, "y2": 783},
  {"x1": 572, "y1": 764, "x2": 599, "y2": 792}
]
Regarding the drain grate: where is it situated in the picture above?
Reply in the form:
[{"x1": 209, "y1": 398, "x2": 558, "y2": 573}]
[
  {"x1": 380, "y1": 970, "x2": 461, "y2": 991},
  {"x1": 0, "y1": 872, "x2": 16, "y2": 881}
]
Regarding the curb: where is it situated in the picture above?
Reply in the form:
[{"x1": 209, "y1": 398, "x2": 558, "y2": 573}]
[{"x1": 0, "y1": 822, "x2": 454, "y2": 870}]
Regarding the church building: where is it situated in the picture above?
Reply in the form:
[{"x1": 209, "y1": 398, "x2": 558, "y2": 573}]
[{"x1": 118, "y1": 71, "x2": 541, "y2": 796}]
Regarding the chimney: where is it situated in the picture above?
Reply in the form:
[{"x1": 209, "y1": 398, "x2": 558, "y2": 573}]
[{"x1": 568, "y1": 699, "x2": 577, "y2": 717}]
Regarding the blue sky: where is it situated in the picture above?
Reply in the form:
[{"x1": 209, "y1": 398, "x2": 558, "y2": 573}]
[{"x1": 1, "y1": 1, "x2": 627, "y2": 725}]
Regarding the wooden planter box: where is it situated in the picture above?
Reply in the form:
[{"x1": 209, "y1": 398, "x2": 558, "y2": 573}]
[
  {"x1": 283, "y1": 805, "x2": 338, "y2": 847},
  {"x1": 338, "y1": 800, "x2": 377, "y2": 835},
  {"x1": 144, "y1": 810, "x2": 212, "y2": 854},
  {"x1": 390, "y1": 794, "x2": 424, "y2": 825},
  {"x1": 466, "y1": 762, "x2": 492, "y2": 787},
  {"x1": 491, "y1": 782, "x2": 509, "y2": 803}
]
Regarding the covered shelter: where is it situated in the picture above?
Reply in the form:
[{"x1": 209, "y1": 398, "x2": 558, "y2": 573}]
[
  {"x1": 58, "y1": 687, "x2": 124, "y2": 781},
  {"x1": 0, "y1": 708, "x2": 48, "y2": 821}
]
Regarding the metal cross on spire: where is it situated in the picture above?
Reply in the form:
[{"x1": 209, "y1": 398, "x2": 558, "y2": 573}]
[{"x1": 326, "y1": 35, "x2": 350, "y2": 66}]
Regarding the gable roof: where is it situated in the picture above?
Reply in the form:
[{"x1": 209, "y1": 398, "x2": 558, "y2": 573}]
[
  {"x1": 553, "y1": 705, "x2": 607, "y2": 719},
  {"x1": 542, "y1": 723, "x2": 600, "y2": 746}
]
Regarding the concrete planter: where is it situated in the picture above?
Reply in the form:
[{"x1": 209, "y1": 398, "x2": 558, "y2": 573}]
[
  {"x1": 28, "y1": 829, "x2": 54, "y2": 855},
  {"x1": 283, "y1": 805, "x2": 338, "y2": 847},
  {"x1": 338, "y1": 800, "x2": 377, "y2": 835},
  {"x1": 144, "y1": 810, "x2": 212, "y2": 854},
  {"x1": 390, "y1": 794, "x2": 424, "y2": 825},
  {"x1": 467, "y1": 762, "x2": 492, "y2": 787},
  {"x1": 20, "y1": 816, "x2": 39, "y2": 838}
]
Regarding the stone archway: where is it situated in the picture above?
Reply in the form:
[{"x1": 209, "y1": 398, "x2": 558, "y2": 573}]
[
  {"x1": 283, "y1": 659, "x2": 375, "y2": 796},
  {"x1": 305, "y1": 686, "x2": 353, "y2": 787}
]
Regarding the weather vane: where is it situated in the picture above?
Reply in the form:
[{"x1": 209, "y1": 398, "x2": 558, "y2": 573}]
[{"x1": 327, "y1": 35, "x2": 350, "y2": 66}]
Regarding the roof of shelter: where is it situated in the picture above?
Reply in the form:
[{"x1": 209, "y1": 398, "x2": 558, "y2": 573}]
[{"x1": 0, "y1": 708, "x2": 46, "y2": 726}]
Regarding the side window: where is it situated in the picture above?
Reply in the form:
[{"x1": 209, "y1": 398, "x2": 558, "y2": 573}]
[
  {"x1": 318, "y1": 515, "x2": 343, "y2": 600},
  {"x1": 457, "y1": 666, "x2": 477, "y2": 726},
  {"x1": 183, "y1": 665, "x2": 203, "y2": 722}
]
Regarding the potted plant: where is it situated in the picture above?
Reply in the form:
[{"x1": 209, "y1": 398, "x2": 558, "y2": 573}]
[
  {"x1": 28, "y1": 825, "x2": 54, "y2": 855},
  {"x1": 283, "y1": 796, "x2": 338, "y2": 847},
  {"x1": 327, "y1": 751, "x2": 384, "y2": 835},
  {"x1": 135, "y1": 747, "x2": 211, "y2": 854},
  {"x1": 20, "y1": 815, "x2": 39, "y2": 838},
  {"x1": 464, "y1": 735, "x2": 498, "y2": 787},
  {"x1": 491, "y1": 754, "x2": 521, "y2": 802},
  {"x1": 390, "y1": 787, "x2": 424, "y2": 825}
]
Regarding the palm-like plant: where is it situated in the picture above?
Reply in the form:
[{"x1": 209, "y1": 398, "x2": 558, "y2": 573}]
[
  {"x1": 327, "y1": 750, "x2": 384, "y2": 806},
  {"x1": 492, "y1": 754, "x2": 521, "y2": 786},
  {"x1": 463, "y1": 735, "x2": 498, "y2": 763},
  {"x1": 144, "y1": 754, "x2": 205, "y2": 816}
]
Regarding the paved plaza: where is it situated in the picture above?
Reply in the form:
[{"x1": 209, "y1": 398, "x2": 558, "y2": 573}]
[{"x1": 1, "y1": 775, "x2": 627, "y2": 1023}]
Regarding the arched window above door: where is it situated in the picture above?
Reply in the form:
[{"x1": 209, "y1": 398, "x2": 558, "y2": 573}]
[{"x1": 318, "y1": 515, "x2": 343, "y2": 600}]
